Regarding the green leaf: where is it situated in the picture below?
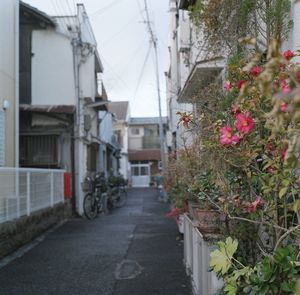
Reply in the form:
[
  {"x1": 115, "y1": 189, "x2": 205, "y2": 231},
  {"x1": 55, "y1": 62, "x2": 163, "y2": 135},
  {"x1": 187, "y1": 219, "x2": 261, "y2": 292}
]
[
  {"x1": 210, "y1": 237, "x2": 238, "y2": 275},
  {"x1": 292, "y1": 200, "x2": 300, "y2": 213},
  {"x1": 224, "y1": 283, "x2": 237, "y2": 295},
  {"x1": 279, "y1": 187, "x2": 288, "y2": 198}
]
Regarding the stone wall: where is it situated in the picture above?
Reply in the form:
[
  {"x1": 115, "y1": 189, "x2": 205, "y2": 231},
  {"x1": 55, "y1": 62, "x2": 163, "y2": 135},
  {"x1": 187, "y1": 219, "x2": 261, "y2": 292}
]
[{"x1": 0, "y1": 202, "x2": 72, "y2": 259}]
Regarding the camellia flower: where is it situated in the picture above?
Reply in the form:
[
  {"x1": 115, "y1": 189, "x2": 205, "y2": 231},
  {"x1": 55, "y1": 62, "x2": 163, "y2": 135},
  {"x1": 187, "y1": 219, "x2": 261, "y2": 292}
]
[
  {"x1": 236, "y1": 80, "x2": 246, "y2": 90},
  {"x1": 281, "y1": 145, "x2": 288, "y2": 161},
  {"x1": 246, "y1": 196, "x2": 263, "y2": 213},
  {"x1": 220, "y1": 126, "x2": 240, "y2": 145},
  {"x1": 224, "y1": 81, "x2": 233, "y2": 91},
  {"x1": 249, "y1": 66, "x2": 262, "y2": 76},
  {"x1": 176, "y1": 111, "x2": 193, "y2": 128},
  {"x1": 235, "y1": 112, "x2": 254, "y2": 134},
  {"x1": 283, "y1": 50, "x2": 295, "y2": 60},
  {"x1": 280, "y1": 79, "x2": 291, "y2": 93},
  {"x1": 280, "y1": 102, "x2": 288, "y2": 112}
]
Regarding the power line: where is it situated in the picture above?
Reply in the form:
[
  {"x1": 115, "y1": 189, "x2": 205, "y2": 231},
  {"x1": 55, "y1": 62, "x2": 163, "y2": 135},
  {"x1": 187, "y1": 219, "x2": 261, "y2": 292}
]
[
  {"x1": 133, "y1": 42, "x2": 152, "y2": 100},
  {"x1": 143, "y1": 0, "x2": 166, "y2": 171},
  {"x1": 89, "y1": 0, "x2": 124, "y2": 18}
]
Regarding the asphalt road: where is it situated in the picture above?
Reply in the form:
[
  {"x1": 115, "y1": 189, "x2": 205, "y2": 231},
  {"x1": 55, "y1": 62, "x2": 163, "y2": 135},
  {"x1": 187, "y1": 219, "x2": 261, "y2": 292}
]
[{"x1": 0, "y1": 188, "x2": 191, "y2": 295}]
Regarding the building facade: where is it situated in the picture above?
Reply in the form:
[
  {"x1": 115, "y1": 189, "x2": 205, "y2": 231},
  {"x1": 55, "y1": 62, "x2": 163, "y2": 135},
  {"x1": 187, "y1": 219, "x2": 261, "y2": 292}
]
[
  {"x1": 128, "y1": 117, "x2": 167, "y2": 187},
  {"x1": 19, "y1": 2, "x2": 108, "y2": 214},
  {"x1": 108, "y1": 101, "x2": 130, "y2": 180},
  {"x1": 0, "y1": 0, "x2": 19, "y2": 168}
]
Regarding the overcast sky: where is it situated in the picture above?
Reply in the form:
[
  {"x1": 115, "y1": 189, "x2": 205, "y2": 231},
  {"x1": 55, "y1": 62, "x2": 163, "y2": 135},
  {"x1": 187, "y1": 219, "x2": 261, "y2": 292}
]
[{"x1": 24, "y1": 0, "x2": 169, "y2": 118}]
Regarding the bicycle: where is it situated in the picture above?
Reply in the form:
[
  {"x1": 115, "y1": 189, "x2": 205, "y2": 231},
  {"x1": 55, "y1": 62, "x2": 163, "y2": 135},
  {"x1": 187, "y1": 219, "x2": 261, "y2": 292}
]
[
  {"x1": 83, "y1": 172, "x2": 108, "y2": 220},
  {"x1": 107, "y1": 174, "x2": 127, "y2": 209}
]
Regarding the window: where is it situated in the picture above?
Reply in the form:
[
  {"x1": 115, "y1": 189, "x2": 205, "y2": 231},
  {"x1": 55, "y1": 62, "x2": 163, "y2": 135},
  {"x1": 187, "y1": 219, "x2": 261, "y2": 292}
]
[
  {"x1": 131, "y1": 128, "x2": 140, "y2": 135},
  {"x1": 20, "y1": 135, "x2": 59, "y2": 168},
  {"x1": 0, "y1": 111, "x2": 5, "y2": 166}
]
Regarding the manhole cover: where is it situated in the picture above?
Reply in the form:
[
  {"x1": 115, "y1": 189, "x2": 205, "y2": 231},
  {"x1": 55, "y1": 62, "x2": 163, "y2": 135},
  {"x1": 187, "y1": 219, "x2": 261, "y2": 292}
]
[{"x1": 114, "y1": 259, "x2": 143, "y2": 280}]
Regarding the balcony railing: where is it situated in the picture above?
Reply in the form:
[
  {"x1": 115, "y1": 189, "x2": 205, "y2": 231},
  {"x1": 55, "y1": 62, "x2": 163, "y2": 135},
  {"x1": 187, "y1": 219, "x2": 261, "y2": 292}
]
[{"x1": 0, "y1": 167, "x2": 65, "y2": 224}]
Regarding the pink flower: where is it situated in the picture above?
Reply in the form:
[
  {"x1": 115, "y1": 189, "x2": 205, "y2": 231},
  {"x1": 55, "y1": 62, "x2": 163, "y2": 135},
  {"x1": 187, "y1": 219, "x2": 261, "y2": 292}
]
[
  {"x1": 237, "y1": 80, "x2": 246, "y2": 90},
  {"x1": 281, "y1": 146, "x2": 288, "y2": 161},
  {"x1": 280, "y1": 80, "x2": 291, "y2": 93},
  {"x1": 283, "y1": 50, "x2": 295, "y2": 60},
  {"x1": 246, "y1": 196, "x2": 263, "y2": 213},
  {"x1": 220, "y1": 126, "x2": 240, "y2": 145},
  {"x1": 235, "y1": 112, "x2": 254, "y2": 134},
  {"x1": 280, "y1": 102, "x2": 288, "y2": 112},
  {"x1": 250, "y1": 66, "x2": 262, "y2": 76},
  {"x1": 224, "y1": 81, "x2": 233, "y2": 91}
]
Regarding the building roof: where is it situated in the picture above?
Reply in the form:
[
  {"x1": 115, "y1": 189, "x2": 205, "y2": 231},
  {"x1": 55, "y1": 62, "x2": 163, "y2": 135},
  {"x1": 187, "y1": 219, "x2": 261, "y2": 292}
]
[
  {"x1": 129, "y1": 117, "x2": 168, "y2": 125},
  {"x1": 20, "y1": 1, "x2": 56, "y2": 27},
  {"x1": 20, "y1": 104, "x2": 75, "y2": 114},
  {"x1": 108, "y1": 101, "x2": 129, "y2": 121},
  {"x1": 128, "y1": 149, "x2": 161, "y2": 161}
]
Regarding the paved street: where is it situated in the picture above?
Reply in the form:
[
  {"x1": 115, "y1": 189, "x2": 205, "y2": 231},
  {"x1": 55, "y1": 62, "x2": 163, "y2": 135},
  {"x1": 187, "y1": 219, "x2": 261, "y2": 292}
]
[{"x1": 0, "y1": 188, "x2": 191, "y2": 295}]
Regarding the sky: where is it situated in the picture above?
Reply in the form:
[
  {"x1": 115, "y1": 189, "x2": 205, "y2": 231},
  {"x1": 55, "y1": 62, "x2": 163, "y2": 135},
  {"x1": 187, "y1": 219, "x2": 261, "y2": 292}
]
[{"x1": 23, "y1": 0, "x2": 170, "y2": 118}]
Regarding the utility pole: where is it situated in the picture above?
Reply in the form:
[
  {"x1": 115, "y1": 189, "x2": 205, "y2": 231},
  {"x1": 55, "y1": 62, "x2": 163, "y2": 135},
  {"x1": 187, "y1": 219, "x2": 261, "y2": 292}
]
[{"x1": 143, "y1": 0, "x2": 165, "y2": 172}]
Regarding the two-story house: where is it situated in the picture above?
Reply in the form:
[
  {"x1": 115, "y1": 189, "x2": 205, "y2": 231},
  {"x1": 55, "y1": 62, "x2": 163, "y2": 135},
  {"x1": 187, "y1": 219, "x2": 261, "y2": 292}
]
[
  {"x1": 19, "y1": 2, "x2": 108, "y2": 214},
  {"x1": 128, "y1": 117, "x2": 167, "y2": 187}
]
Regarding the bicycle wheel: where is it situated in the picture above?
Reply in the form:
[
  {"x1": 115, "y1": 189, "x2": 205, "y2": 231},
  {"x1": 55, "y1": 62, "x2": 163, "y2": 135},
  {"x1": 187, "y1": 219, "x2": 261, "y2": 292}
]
[
  {"x1": 115, "y1": 188, "x2": 127, "y2": 208},
  {"x1": 100, "y1": 193, "x2": 109, "y2": 214},
  {"x1": 83, "y1": 193, "x2": 98, "y2": 219}
]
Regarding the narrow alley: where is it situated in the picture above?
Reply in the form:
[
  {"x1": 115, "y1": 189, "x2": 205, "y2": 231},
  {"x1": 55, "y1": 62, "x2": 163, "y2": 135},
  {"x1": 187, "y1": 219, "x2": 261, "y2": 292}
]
[{"x1": 0, "y1": 188, "x2": 191, "y2": 295}]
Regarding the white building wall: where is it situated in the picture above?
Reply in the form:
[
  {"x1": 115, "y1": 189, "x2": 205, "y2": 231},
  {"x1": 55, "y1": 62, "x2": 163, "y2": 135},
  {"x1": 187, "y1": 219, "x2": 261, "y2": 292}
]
[
  {"x1": 80, "y1": 55, "x2": 96, "y2": 100},
  {"x1": 31, "y1": 30, "x2": 75, "y2": 106},
  {"x1": 0, "y1": 0, "x2": 18, "y2": 167},
  {"x1": 99, "y1": 111, "x2": 114, "y2": 144}
]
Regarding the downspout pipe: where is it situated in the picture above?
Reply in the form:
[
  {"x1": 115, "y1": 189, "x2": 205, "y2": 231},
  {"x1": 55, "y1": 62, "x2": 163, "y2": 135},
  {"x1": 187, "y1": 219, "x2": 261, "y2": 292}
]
[{"x1": 15, "y1": 0, "x2": 19, "y2": 168}]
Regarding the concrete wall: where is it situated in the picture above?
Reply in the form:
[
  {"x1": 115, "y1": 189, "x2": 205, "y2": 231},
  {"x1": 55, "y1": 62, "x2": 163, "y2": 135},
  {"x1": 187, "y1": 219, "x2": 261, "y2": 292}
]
[
  {"x1": 0, "y1": 0, "x2": 18, "y2": 167},
  {"x1": 0, "y1": 202, "x2": 71, "y2": 259},
  {"x1": 32, "y1": 30, "x2": 75, "y2": 106}
]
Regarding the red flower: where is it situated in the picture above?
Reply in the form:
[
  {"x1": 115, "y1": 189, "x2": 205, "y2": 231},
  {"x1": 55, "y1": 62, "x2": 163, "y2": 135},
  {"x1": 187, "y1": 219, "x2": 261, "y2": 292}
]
[
  {"x1": 280, "y1": 102, "x2": 288, "y2": 112},
  {"x1": 224, "y1": 81, "x2": 233, "y2": 91},
  {"x1": 166, "y1": 207, "x2": 180, "y2": 219},
  {"x1": 176, "y1": 112, "x2": 193, "y2": 128},
  {"x1": 283, "y1": 50, "x2": 295, "y2": 60},
  {"x1": 235, "y1": 112, "x2": 254, "y2": 134},
  {"x1": 280, "y1": 79, "x2": 291, "y2": 93},
  {"x1": 246, "y1": 196, "x2": 263, "y2": 213},
  {"x1": 250, "y1": 66, "x2": 262, "y2": 76},
  {"x1": 237, "y1": 80, "x2": 246, "y2": 90},
  {"x1": 220, "y1": 126, "x2": 240, "y2": 146},
  {"x1": 281, "y1": 146, "x2": 288, "y2": 161},
  {"x1": 266, "y1": 142, "x2": 273, "y2": 152}
]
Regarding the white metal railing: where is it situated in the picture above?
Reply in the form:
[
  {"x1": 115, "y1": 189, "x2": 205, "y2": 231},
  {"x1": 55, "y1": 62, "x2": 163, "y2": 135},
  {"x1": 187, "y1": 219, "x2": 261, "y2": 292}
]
[
  {"x1": 0, "y1": 167, "x2": 65, "y2": 224},
  {"x1": 183, "y1": 214, "x2": 223, "y2": 295}
]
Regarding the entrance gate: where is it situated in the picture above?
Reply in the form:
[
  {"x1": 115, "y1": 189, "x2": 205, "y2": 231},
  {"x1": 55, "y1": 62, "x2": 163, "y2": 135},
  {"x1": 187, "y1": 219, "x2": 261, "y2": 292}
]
[{"x1": 131, "y1": 163, "x2": 150, "y2": 187}]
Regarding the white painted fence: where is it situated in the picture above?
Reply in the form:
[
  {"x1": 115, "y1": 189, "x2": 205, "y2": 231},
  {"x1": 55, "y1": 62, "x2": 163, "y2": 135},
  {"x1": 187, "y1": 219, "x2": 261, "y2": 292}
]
[
  {"x1": 0, "y1": 167, "x2": 65, "y2": 224},
  {"x1": 183, "y1": 214, "x2": 223, "y2": 295}
]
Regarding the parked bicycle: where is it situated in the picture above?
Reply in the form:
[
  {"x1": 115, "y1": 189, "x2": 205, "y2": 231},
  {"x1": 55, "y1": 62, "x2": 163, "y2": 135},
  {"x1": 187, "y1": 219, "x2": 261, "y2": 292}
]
[
  {"x1": 107, "y1": 173, "x2": 127, "y2": 209},
  {"x1": 83, "y1": 172, "x2": 108, "y2": 220}
]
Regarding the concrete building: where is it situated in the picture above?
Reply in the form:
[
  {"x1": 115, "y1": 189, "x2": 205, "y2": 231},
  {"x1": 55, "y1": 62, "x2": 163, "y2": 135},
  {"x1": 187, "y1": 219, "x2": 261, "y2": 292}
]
[
  {"x1": 128, "y1": 117, "x2": 167, "y2": 187},
  {"x1": 19, "y1": 2, "x2": 108, "y2": 214},
  {"x1": 99, "y1": 109, "x2": 120, "y2": 177},
  {"x1": 0, "y1": 0, "x2": 19, "y2": 167},
  {"x1": 108, "y1": 101, "x2": 130, "y2": 180}
]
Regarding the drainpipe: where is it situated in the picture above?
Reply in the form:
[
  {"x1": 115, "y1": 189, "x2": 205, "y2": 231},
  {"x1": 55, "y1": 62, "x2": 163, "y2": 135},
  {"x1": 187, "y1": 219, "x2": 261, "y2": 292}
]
[{"x1": 15, "y1": 0, "x2": 19, "y2": 168}]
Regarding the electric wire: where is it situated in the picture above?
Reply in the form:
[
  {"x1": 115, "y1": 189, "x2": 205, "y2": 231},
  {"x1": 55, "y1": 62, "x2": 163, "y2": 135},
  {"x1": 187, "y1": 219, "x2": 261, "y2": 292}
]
[{"x1": 89, "y1": 0, "x2": 124, "y2": 18}]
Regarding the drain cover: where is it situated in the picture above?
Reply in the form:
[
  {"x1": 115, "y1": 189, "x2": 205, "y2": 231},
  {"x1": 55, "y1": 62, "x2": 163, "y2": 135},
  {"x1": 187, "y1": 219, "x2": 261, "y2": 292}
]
[{"x1": 114, "y1": 259, "x2": 143, "y2": 280}]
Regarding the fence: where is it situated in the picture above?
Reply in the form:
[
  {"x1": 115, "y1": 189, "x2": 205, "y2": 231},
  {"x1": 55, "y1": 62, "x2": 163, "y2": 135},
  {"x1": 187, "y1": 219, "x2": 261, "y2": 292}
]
[
  {"x1": 183, "y1": 214, "x2": 223, "y2": 295},
  {"x1": 0, "y1": 167, "x2": 65, "y2": 224}
]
